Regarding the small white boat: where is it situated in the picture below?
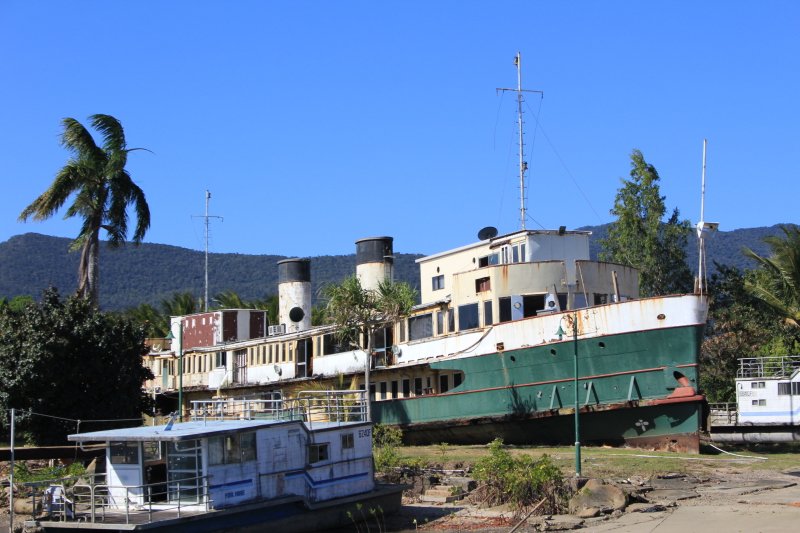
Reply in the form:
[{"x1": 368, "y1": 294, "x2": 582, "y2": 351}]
[{"x1": 25, "y1": 390, "x2": 402, "y2": 532}]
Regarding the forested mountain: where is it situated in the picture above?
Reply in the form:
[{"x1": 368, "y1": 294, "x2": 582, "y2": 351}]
[{"x1": 0, "y1": 224, "x2": 791, "y2": 311}]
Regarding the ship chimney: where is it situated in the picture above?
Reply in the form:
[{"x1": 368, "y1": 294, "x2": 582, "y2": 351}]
[
  {"x1": 277, "y1": 258, "x2": 312, "y2": 332},
  {"x1": 355, "y1": 236, "x2": 394, "y2": 291}
]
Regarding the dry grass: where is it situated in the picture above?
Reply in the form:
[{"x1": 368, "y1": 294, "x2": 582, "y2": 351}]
[{"x1": 399, "y1": 442, "x2": 800, "y2": 479}]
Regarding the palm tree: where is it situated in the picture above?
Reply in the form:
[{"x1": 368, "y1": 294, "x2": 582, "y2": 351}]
[
  {"x1": 19, "y1": 114, "x2": 150, "y2": 306},
  {"x1": 744, "y1": 225, "x2": 800, "y2": 327},
  {"x1": 323, "y1": 276, "x2": 416, "y2": 420}
]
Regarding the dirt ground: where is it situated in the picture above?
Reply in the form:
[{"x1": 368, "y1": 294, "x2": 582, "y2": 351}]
[{"x1": 3, "y1": 460, "x2": 800, "y2": 532}]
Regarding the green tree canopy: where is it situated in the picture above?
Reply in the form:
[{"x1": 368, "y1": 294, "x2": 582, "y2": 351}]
[
  {"x1": 743, "y1": 225, "x2": 800, "y2": 327},
  {"x1": 19, "y1": 115, "x2": 150, "y2": 306},
  {"x1": 323, "y1": 276, "x2": 416, "y2": 419},
  {"x1": 0, "y1": 288, "x2": 153, "y2": 445},
  {"x1": 600, "y1": 149, "x2": 693, "y2": 297}
]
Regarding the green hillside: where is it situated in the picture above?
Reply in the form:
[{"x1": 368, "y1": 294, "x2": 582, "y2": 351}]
[{"x1": 0, "y1": 225, "x2": 791, "y2": 311}]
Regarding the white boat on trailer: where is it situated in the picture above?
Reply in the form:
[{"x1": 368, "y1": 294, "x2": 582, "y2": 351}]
[{"x1": 24, "y1": 390, "x2": 402, "y2": 533}]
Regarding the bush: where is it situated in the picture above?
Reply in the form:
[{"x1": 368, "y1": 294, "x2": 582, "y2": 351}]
[
  {"x1": 471, "y1": 438, "x2": 567, "y2": 516},
  {"x1": 373, "y1": 424, "x2": 403, "y2": 473}
]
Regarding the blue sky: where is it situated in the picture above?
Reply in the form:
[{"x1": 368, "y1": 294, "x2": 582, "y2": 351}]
[{"x1": 1, "y1": 1, "x2": 797, "y2": 258}]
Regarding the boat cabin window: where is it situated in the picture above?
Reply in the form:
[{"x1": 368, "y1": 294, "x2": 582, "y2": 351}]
[
  {"x1": 440, "y1": 374, "x2": 449, "y2": 393},
  {"x1": 458, "y1": 303, "x2": 479, "y2": 330},
  {"x1": 752, "y1": 399, "x2": 766, "y2": 406},
  {"x1": 408, "y1": 313, "x2": 433, "y2": 341},
  {"x1": 341, "y1": 433, "x2": 354, "y2": 449},
  {"x1": 309, "y1": 443, "x2": 329, "y2": 463},
  {"x1": 110, "y1": 442, "x2": 139, "y2": 464},
  {"x1": 432, "y1": 274, "x2": 444, "y2": 291},
  {"x1": 215, "y1": 351, "x2": 226, "y2": 368},
  {"x1": 777, "y1": 382, "x2": 800, "y2": 395},
  {"x1": 478, "y1": 253, "x2": 499, "y2": 268},
  {"x1": 208, "y1": 432, "x2": 257, "y2": 465},
  {"x1": 414, "y1": 377, "x2": 423, "y2": 396},
  {"x1": 436, "y1": 311, "x2": 445, "y2": 335},
  {"x1": 475, "y1": 277, "x2": 491, "y2": 293},
  {"x1": 453, "y1": 372, "x2": 463, "y2": 388},
  {"x1": 483, "y1": 301, "x2": 493, "y2": 326},
  {"x1": 143, "y1": 441, "x2": 162, "y2": 462},
  {"x1": 751, "y1": 382, "x2": 766, "y2": 389}
]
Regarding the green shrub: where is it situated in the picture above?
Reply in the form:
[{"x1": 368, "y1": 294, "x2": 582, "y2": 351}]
[
  {"x1": 373, "y1": 424, "x2": 403, "y2": 473},
  {"x1": 472, "y1": 438, "x2": 566, "y2": 516}
]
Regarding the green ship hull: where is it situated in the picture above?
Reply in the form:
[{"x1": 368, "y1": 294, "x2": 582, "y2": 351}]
[{"x1": 372, "y1": 323, "x2": 704, "y2": 452}]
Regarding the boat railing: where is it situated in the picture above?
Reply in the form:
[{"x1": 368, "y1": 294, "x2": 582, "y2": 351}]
[
  {"x1": 707, "y1": 402, "x2": 738, "y2": 426},
  {"x1": 294, "y1": 389, "x2": 368, "y2": 427},
  {"x1": 737, "y1": 355, "x2": 800, "y2": 379},
  {"x1": 189, "y1": 390, "x2": 368, "y2": 426},
  {"x1": 30, "y1": 474, "x2": 211, "y2": 524}
]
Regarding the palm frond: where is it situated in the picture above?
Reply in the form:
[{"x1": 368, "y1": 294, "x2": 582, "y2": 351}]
[{"x1": 90, "y1": 114, "x2": 127, "y2": 154}]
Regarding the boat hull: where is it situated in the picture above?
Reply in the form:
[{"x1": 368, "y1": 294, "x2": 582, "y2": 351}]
[
  {"x1": 372, "y1": 322, "x2": 705, "y2": 452},
  {"x1": 27, "y1": 485, "x2": 403, "y2": 533}
]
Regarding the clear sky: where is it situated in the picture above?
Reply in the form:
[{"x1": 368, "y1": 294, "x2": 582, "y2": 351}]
[{"x1": 1, "y1": 1, "x2": 797, "y2": 258}]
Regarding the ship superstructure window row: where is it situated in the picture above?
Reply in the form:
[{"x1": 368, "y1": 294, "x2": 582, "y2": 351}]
[{"x1": 777, "y1": 382, "x2": 800, "y2": 395}]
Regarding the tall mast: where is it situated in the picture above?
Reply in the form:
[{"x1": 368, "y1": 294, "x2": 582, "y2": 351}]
[
  {"x1": 695, "y1": 139, "x2": 718, "y2": 295},
  {"x1": 195, "y1": 190, "x2": 223, "y2": 311},
  {"x1": 515, "y1": 53, "x2": 526, "y2": 229},
  {"x1": 497, "y1": 52, "x2": 542, "y2": 230}
]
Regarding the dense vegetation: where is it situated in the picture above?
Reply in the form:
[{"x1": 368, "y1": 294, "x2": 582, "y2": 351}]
[{"x1": 0, "y1": 288, "x2": 153, "y2": 445}]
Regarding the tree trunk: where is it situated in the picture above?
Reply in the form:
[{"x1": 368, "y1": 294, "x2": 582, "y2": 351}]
[{"x1": 77, "y1": 230, "x2": 100, "y2": 306}]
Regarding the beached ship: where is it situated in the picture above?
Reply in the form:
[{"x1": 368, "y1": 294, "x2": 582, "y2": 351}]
[
  {"x1": 25, "y1": 390, "x2": 402, "y2": 532},
  {"x1": 142, "y1": 54, "x2": 709, "y2": 453}
]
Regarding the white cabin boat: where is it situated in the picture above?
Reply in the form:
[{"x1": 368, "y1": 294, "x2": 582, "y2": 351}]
[
  {"x1": 25, "y1": 390, "x2": 402, "y2": 532},
  {"x1": 709, "y1": 355, "x2": 800, "y2": 443}
]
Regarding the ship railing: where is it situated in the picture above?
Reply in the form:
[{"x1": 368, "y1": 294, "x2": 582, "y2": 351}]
[
  {"x1": 707, "y1": 402, "x2": 738, "y2": 426},
  {"x1": 189, "y1": 390, "x2": 367, "y2": 425},
  {"x1": 30, "y1": 474, "x2": 211, "y2": 524},
  {"x1": 293, "y1": 390, "x2": 368, "y2": 426},
  {"x1": 189, "y1": 391, "x2": 288, "y2": 421},
  {"x1": 737, "y1": 355, "x2": 800, "y2": 379}
]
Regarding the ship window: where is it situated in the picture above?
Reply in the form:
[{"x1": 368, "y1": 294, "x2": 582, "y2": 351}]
[
  {"x1": 512, "y1": 245, "x2": 519, "y2": 263},
  {"x1": 409, "y1": 314, "x2": 433, "y2": 341},
  {"x1": 594, "y1": 294, "x2": 608, "y2": 305},
  {"x1": 459, "y1": 303, "x2": 479, "y2": 330},
  {"x1": 778, "y1": 382, "x2": 791, "y2": 395},
  {"x1": 215, "y1": 351, "x2": 226, "y2": 368},
  {"x1": 752, "y1": 399, "x2": 767, "y2": 406},
  {"x1": 499, "y1": 297, "x2": 511, "y2": 322},
  {"x1": 751, "y1": 382, "x2": 766, "y2": 389},
  {"x1": 795, "y1": 383, "x2": 800, "y2": 395},
  {"x1": 240, "y1": 432, "x2": 257, "y2": 462},
  {"x1": 448, "y1": 308, "x2": 455, "y2": 333},
  {"x1": 523, "y1": 295, "x2": 544, "y2": 318},
  {"x1": 110, "y1": 442, "x2": 138, "y2": 465},
  {"x1": 501, "y1": 247, "x2": 509, "y2": 264},
  {"x1": 342, "y1": 433, "x2": 354, "y2": 449},
  {"x1": 437, "y1": 311, "x2": 445, "y2": 335},
  {"x1": 369, "y1": 383, "x2": 376, "y2": 401},
  {"x1": 484, "y1": 301, "x2": 493, "y2": 326},
  {"x1": 478, "y1": 256, "x2": 489, "y2": 267},
  {"x1": 453, "y1": 372, "x2": 463, "y2": 388},
  {"x1": 414, "y1": 377, "x2": 423, "y2": 396},
  {"x1": 440, "y1": 374, "x2": 449, "y2": 393},
  {"x1": 403, "y1": 379, "x2": 411, "y2": 397},
  {"x1": 475, "y1": 277, "x2": 491, "y2": 293},
  {"x1": 432, "y1": 274, "x2": 445, "y2": 291},
  {"x1": 380, "y1": 382, "x2": 387, "y2": 400},
  {"x1": 391, "y1": 381, "x2": 399, "y2": 399},
  {"x1": 309, "y1": 443, "x2": 329, "y2": 463}
]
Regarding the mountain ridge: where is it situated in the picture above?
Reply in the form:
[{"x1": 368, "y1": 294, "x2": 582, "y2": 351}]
[{"x1": 0, "y1": 224, "x2": 790, "y2": 311}]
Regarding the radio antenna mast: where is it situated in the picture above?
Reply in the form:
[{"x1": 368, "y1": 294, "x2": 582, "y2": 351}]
[
  {"x1": 193, "y1": 190, "x2": 223, "y2": 311},
  {"x1": 497, "y1": 52, "x2": 543, "y2": 230}
]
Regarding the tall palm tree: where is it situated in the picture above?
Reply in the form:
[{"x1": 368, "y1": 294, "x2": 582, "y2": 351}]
[
  {"x1": 743, "y1": 225, "x2": 800, "y2": 327},
  {"x1": 19, "y1": 114, "x2": 150, "y2": 306}
]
